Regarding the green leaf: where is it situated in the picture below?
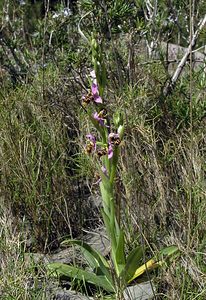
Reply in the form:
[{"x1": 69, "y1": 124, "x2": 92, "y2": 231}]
[
  {"x1": 101, "y1": 209, "x2": 121, "y2": 278},
  {"x1": 121, "y1": 245, "x2": 143, "y2": 283},
  {"x1": 99, "y1": 179, "x2": 114, "y2": 216},
  {"x1": 101, "y1": 210, "x2": 112, "y2": 240},
  {"x1": 61, "y1": 240, "x2": 113, "y2": 284},
  {"x1": 128, "y1": 245, "x2": 179, "y2": 283},
  {"x1": 114, "y1": 229, "x2": 126, "y2": 276},
  {"x1": 99, "y1": 182, "x2": 110, "y2": 216},
  {"x1": 127, "y1": 258, "x2": 157, "y2": 283},
  {"x1": 157, "y1": 245, "x2": 179, "y2": 258},
  {"x1": 109, "y1": 197, "x2": 117, "y2": 248},
  {"x1": 47, "y1": 263, "x2": 115, "y2": 293}
]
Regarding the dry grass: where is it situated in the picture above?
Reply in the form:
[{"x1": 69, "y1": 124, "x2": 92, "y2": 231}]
[
  {"x1": 115, "y1": 82, "x2": 206, "y2": 298},
  {"x1": 0, "y1": 203, "x2": 47, "y2": 299}
]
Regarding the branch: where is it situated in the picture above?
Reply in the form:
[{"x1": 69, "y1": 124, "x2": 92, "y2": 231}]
[{"x1": 163, "y1": 14, "x2": 206, "y2": 97}]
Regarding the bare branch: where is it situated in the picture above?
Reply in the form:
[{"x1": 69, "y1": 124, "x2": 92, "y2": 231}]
[{"x1": 163, "y1": 14, "x2": 206, "y2": 96}]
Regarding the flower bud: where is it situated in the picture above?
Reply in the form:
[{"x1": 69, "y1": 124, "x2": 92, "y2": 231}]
[
  {"x1": 113, "y1": 112, "x2": 124, "y2": 128},
  {"x1": 117, "y1": 125, "x2": 124, "y2": 139},
  {"x1": 91, "y1": 38, "x2": 98, "y2": 51}
]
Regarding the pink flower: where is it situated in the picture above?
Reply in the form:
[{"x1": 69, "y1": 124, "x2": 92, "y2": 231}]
[
  {"x1": 93, "y1": 112, "x2": 105, "y2": 126},
  {"x1": 108, "y1": 143, "x2": 113, "y2": 159},
  {"x1": 94, "y1": 166, "x2": 108, "y2": 185},
  {"x1": 82, "y1": 70, "x2": 102, "y2": 106},
  {"x1": 91, "y1": 83, "x2": 102, "y2": 103},
  {"x1": 86, "y1": 134, "x2": 96, "y2": 144},
  {"x1": 85, "y1": 134, "x2": 96, "y2": 154},
  {"x1": 107, "y1": 133, "x2": 121, "y2": 159},
  {"x1": 90, "y1": 70, "x2": 102, "y2": 104}
]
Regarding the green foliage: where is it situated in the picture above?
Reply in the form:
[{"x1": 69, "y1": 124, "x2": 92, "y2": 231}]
[
  {"x1": 61, "y1": 240, "x2": 111, "y2": 277},
  {"x1": 122, "y1": 245, "x2": 143, "y2": 283},
  {"x1": 48, "y1": 239, "x2": 179, "y2": 296}
]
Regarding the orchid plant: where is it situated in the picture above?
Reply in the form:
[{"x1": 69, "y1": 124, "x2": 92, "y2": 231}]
[{"x1": 47, "y1": 32, "x2": 179, "y2": 299}]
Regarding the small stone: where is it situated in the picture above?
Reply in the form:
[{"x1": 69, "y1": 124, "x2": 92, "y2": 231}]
[
  {"x1": 123, "y1": 281, "x2": 155, "y2": 300},
  {"x1": 51, "y1": 289, "x2": 93, "y2": 299}
]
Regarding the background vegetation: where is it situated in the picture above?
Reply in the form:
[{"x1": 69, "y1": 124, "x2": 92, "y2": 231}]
[{"x1": 0, "y1": 0, "x2": 206, "y2": 299}]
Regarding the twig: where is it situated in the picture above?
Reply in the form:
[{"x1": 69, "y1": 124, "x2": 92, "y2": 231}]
[{"x1": 163, "y1": 14, "x2": 206, "y2": 96}]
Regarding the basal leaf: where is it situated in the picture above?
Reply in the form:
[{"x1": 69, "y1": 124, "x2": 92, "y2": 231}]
[
  {"x1": 128, "y1": 245, "x2": 179, "y2": 283},
  {"x1": 47, "y1": 263, "x2": 115, "y2": 293},
  {"x1": 61, "y1": 239, "x2": 113, "y2": 284},
  {"x1": 127, "y1": 258, "x2": 158, "y2": 283},
  {"x1": 121, "y1": 245, "x2": 143, "y2": 283},
  {"x1": 157, "y1": 245, "x2": 179, "y2": 258}
]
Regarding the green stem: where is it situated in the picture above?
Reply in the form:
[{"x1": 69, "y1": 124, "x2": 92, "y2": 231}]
[{"x1": 110, "y1": 147, "x2": 119, "y2": 185}]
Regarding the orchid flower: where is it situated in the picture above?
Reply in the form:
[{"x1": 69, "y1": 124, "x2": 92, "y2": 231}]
[
  {"x1": 107, "y1": 133, "x2": 121, "y2": 159},
  {"x1": 82, "y1": 76, "x2": 102, "y2": 106},
  {"x1": 93, "y1": 112, "x2": 105, "y2": 126},
  {"x1": 90, "y1": 70, "x2": 102, "y2": 104},
  {"x1": 91, "y1": 83, "x2": 102, "y2": 103},
  {"x1": 85, "y1": 134, "x2": 96, "y2": 154},
  {"x1": 94, "y1": 165, "x2": 108, "y2": 185},
  {"x1": 108, "y1": 133, "x2": 121, "y2": 145},
  {"x1": 86, "y1": 134, "x2": 96, "y2": 147},
  {"x1": 108, "y1": 143, "x2": 113, "y2": 159}
]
